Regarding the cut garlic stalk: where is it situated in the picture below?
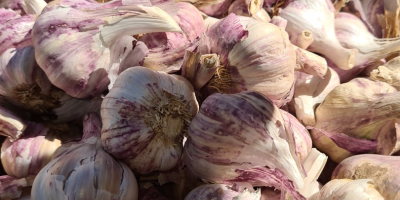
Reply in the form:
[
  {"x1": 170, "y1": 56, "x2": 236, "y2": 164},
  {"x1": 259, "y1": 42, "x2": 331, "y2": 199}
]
[
  {"x1": 31, "y1": 113, "x2": 138, "y2": 200},
  {"x1": 32, "y1": 5, "x2": 181, "y2": 98},
  {"x1": 101, "y1": 67, "x2": 198, "y2": 174}
]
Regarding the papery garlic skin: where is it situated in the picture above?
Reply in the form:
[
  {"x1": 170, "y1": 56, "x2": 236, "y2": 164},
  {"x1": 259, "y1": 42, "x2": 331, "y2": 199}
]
[
  {"x1": 32, "y1": 113, "x2": 138, "y2": 200},
  {"x1": 184, "y1": 91, "x2": 305, "y2": 200},
  {"x1": 0, "y1": 105, "x2": 26, "y2": 141},
  {"x1": 370, "y1": 56, "x2": 400, "y2": 90},
  {"x1": 309, "y1": 179, "x2": 384, "y2": 200},
  {"x1": 1, "y1": 122, "x2": 61, "y2": 178},
  {"x1": 279, "y1": 0, "x2": 358, "y2": 70},
  {"x1": 0, "y1": 175, "x2": 35, "y2": 200},
  {"x1": 101, "y1": 67, "x2": 198, "y2": 174},
  {"x1": 332, "y1": 154, "x2": 400, "y2": 200},
  {"x1": 185, "y1": 184, "x2": 261, "y2": 200},
  {"x1": 32, "y1": 5, "x2": 181, "y2": 98},
  {"x1": 310, "y1": 78, "x2": 400, "y2": 163}
]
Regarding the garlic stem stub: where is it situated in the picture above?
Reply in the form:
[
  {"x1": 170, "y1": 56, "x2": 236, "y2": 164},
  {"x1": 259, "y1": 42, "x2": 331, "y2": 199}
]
[
  {"x1": 31, "y1": 113, "x2": 138, "y2": 200},
  {"x1": 184, "y1": 91, "x2": 305, "y2": 200},
  {"x1": 32, "y1": 4, "x2": 181, "y2": 98},
  {"x1": 101, "y1": 67, "x2": 198, "y2": 174}
]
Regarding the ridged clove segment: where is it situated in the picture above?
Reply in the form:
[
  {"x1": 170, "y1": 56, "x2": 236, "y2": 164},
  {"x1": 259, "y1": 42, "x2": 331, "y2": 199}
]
[
  {"x1": 32, "y1": 5, "x2": 181, "y2": 98},
  {"x1": 184, "y1": 91, "x2": 305, "y2": 200},
  {"x1": 0, "y1": 106, "x2": 26, "y2": 141},
  {"x1": 101, "y1": 67, "x2": 198, "y2": 174}
]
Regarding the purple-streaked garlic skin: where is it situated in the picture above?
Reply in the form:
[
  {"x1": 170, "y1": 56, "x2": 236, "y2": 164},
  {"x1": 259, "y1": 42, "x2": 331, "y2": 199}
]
[
  {"x1": 0, "y1": 105, "x2": 26, "y2": 141},
  {"x1": 0, "y1": 10, "x2": 34, "y2": 55},
  {"x1": 32, "y1": 5, "x2": 181, "y2": 98},
  {"x1": 0, "y1": 175, "x2": 35, "y2": 200},
  {"x1": 228, "y1": 0, "x2": 250, "y2": 17},
  {"x1": 0, "y1": 0, "x2": 25, "y2": 15},
  {"x1": 356, "y1": 0, "x2": 384, "y2": 38},
  {"x1": 101, "y1": 67, "x2": 198, "y2": 174},
  {"x1": 201, "y1": 14, "x2": 296, "y2": 107},
  {"x1": 141, "y1": 2, "x2": 204, "y2": 73},
  {"x1": 184, "y1": 184, "x2": 260, "y2": 200},
  {"x1": 1, "y1": 122, "x2": 61, "y2": 178},
  {"x1": 184, "y1": 91, "x2": 305, "y2": 200},
  {"x1": 332, "y1": 154, "x2": 400, "y2": 200},
  {"x1": 311, "y1": 78, "x2": 400, "y2": 163},
  {"x1": 32, "y1": 113, "x2": 138, "y2": 200},
  {"x1": 280, "y1": 110, "x2": 312, "y2": 162},
  {"x1": 279, "y1": 0, "x2": 358, "y2": 70}
]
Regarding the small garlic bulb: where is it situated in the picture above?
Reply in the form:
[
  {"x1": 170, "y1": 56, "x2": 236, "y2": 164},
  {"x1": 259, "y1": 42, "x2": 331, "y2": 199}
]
[
  {"x1": 101, "y1": 67, "x2": 198, "y2": 174},
  {"x1": 31, "y1": 113, "x2": 138, "y2": 200},
  {"x1": 1, "y1": 122, "x2": 61, "y2": 178}
]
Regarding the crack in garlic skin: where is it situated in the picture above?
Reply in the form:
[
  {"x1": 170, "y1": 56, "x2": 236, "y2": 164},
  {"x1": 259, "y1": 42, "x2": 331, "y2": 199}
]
[{"x1": 206, "y1": 65, "x2": 246, "y2": 94}]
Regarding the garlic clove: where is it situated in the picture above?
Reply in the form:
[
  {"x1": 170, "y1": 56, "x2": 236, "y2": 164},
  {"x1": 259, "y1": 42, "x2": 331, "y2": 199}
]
[
  {"x1": 310, "y1": 78, "x2": 400, "y2": 163},
  {"x1": 31, "y1": 113, "x2": 138, "y2": 200},
  {"x1": 309, "y1": 179, "x2": 384, "y2": 200},
  {"x1": 279, "y1": 0, "x2": 358, "y2": 70},
  {"x1": 32, "y1": 5, "x2": 181, "y2": 98},
  {"x1": 293, "y1": 45, "x2": 328, "y2": 78},
  {"x1": 269, "y1": 15, "x2": 287, "y2": 29},
  {"x1": 0, "y1": 9, "x2": 34, "y2": 55},
  {"x1": 298, "y1": 148, "x2": 327, "y2": 198},
  {"x1": 1, "y1": 122, "x2": 62, "y2": 178},
  {"x1": 375, "y1": 119, "x2": 400, "y2": 155},
  {"x1": 21, "y1": 0, "x2": 47, "y2": 15},
  {"x1": 332, "y1": 154, "x2": 399, "y2": 200},
  {"x1": 0, "y1": 105, "x2": 26, "y2": 141},
  {"x1": 0, "y1": 0, "x2": 26, "y2": 15},
  {"x1": 101, "y1": 67, "x2": 198, "y2": 174},
  {"x1": 0, "y1": 175, "x2": 35, "y2": 200},
  {"x1": 184, "y1": 184, "x2": 261, "y2": 200},
  {"x1": 184, "y1": 91, "x2": 306, "y2": 200}
]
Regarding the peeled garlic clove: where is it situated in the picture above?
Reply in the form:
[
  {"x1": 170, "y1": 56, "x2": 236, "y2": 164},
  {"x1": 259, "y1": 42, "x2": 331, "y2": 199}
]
[
  {"x1": 311, "y1": 78, "x2": 400, "y2": 163},
  {"x1": 201, "y1": 14, "x2": 296, "y2": 107},
  {"x1": 32, "y1": 113, "x2": 138, "y2": 200},
  {"x1": 141, "y1": 2, "x2": 204, "y2": 73},
  {"x1": 332, "y1": 154, "x2": 400, "y2": 200},
  {"x1": 185, "y1": 184, "x2": 261, "y2": 200},
  {"x1": 289, "y1": 68, "x2": 340, "y2": 126},
  {"x1": 101, "y1": 67, "x2": 198, "y2": 174},
  {"x1": 333, "y1": 12, "x2": 400, "y2": 82},
  {"x1": 370, "y1": 56, "x2": 400, "y2": 90},
  {"x1": 280, "y1": 110, "x2": 312, "y2": 162},
  {"x1": 0, "y1": 175, "x2": 35, "y2": 200},
  {"x1": 0, "y1": 105, "x2": 26, "y2": 141},
  {"x1": 0, "y1": 9, "x2": 34, "y2": 55},
  {"x1": 32, "y1": 5, "x2": 181, "y2": 98},
  {"x1": 1, "y1": 122, "x2": 62, "y2": 178},
  {"x1": 185, "y1": 91, "x2": 305, "y2": 200},
  {"x1": 309, "y1": 179, "x2": 384, "y2": 200},
  {"x1": 279, "y1": 0, "x2": 358, "y2": 70}
]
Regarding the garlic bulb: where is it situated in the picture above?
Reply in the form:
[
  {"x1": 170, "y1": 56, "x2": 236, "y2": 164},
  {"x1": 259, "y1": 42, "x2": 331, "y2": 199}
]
[
  {"x1": 309, "y1": 179, "x2": 384, "y2": 200},
  {"x1": 370, "y1": 56, "x2": 400, "y2": 90},
  {"x1": 21, "y1": 0, "x2": 47, "y2": 15},
  {"x1": 332, "y1": 154, "x2": 400, "y2": 200},
  {"x1": 32, "y1": 4, "x2": 181, "y2": 98},
  {"x1": 185, "y1": 184, "x2": 261, "y2": 200},
  {"x1": 289, "y1": 68, "x2": 340, "y2": 126},
  {"x1": 280, "y1": 110, "x2": 312, "y2": 162},
  {"x1": 0, "y1": 175, "x2": 35, "y2": 200},
  {"x1": 310, "y1": 78, "x2": 400, "y2": 163},
  {"x1": 141, "y1": 2, "x2": 205, "y2": 73},
  {"x1": 101, "y1": 67, "x2": 198, "y2": 174},
  {"x1": 184, "y1": 91, "x2": 306, "y2": 200},
  {"x1": 0, "y1": 9, "x2": 34, "y2": 55},
  {"x1": 333, "y1": 12, "x2": 400, "y2": 82},
  {"x1": 279, "y1": 0, "x2": 358, "y2": 70},
  {"x1": 0, "y1": 105, "x2": 26, "y2": 141},
  {"x1": 31, "y1": 113, "x2": 138, "y2": 200},
  {"x1": 1, "y1": 122, "x2": 61, "y2": 178}
]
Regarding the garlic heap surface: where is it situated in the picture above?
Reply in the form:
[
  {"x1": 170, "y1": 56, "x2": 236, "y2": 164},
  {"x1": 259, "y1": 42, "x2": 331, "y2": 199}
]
[
  {"x1": 184, "y1": 91, "x2": 306, "y2": 200},
  {"x1": 31, "y1": 113, "x2": 138, "y2": 200},
  {"x1": 101, "y1": 67, "x2": 198, "y2": 174},
  {"x1": 32, "y1": 3, "x2": 181, "y2": 98},
  {"x1": 1, "y1": 122, "x2": 61, "y2": 178},
  {"x1": 311, "y1": 78, "x2": 400, "y2": 163},
  {"x1": 184, "y1": 184, "x2": 261, "y2": 200}
]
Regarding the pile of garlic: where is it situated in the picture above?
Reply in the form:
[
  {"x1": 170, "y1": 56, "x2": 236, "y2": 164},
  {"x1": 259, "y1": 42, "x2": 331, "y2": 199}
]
[{"x1": 1, "y1": 0, "x2": 400, "y2": 199}]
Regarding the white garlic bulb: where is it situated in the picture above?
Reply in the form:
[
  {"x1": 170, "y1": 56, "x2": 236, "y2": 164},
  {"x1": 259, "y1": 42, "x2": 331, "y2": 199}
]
[
  {"x1": 31, "y1": 113, "x2": 138, "y2": 200},
  {"x1": 101, "y1": 67, "x2": 198, "y2": 174}
]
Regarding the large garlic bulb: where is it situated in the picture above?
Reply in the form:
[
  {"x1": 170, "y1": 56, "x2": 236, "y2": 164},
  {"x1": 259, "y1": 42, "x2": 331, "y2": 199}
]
[
  {"x1": 184, "y1": 91, "x2": 305, "y2": 200},
  {"x1": 31, "y1": 113, "x2": 138, "y2": 200},
  {"x1": 101, "y1": 67, "x2": 198, "y2": 174}
]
